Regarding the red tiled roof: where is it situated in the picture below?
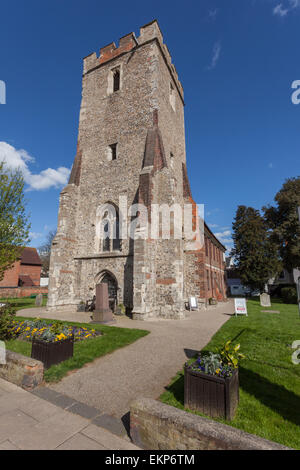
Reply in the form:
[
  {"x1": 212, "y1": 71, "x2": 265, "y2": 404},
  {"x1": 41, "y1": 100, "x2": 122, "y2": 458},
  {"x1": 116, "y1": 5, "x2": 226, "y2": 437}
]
[{"x1": 20, "y1": 247, "x2": 42, "y2": 266}]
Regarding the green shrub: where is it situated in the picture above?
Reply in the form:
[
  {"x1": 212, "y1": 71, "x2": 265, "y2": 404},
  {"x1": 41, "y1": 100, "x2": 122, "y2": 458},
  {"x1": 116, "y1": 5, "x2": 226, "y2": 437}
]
[
  {"x1": 281, "y1": 287, "x2": 298, "y2": 304},
  {"x1": 0, "y1": 303, "x2": 17, "y2": 340},
  {"x1": 270, "y1": 283, "x2": 295, "y2": 298}
]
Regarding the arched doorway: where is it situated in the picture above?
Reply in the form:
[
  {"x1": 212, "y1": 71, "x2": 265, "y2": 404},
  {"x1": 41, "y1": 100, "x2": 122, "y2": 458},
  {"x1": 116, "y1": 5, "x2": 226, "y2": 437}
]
[{"x1": 98, "y1": 272, "x2": 118, "y2": 312}]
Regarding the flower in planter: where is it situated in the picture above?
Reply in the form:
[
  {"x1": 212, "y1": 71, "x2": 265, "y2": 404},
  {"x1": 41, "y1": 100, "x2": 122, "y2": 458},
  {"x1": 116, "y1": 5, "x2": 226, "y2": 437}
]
[
  {"x1": 217, "y1": 340, "x2": 245, "y2": 369},
  {"x1": 186, "y1": 341, "x2": 245, "y2": 378}
]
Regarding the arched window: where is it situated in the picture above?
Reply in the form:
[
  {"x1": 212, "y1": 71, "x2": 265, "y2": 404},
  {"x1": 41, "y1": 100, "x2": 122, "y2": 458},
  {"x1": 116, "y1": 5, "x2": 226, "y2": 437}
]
[
  {"x1": 113, "y1": 69, "x2": 120, "y2": 92},
  {"x1": 103, "y1": 219, "x2": 111, "y2": 252},
  {"x1": 97, "y1": 203, "x2": 121, "y2": 253}
]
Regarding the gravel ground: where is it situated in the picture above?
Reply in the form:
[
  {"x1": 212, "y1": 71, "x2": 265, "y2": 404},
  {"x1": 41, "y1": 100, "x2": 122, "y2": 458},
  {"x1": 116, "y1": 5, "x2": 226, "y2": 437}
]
[{"x1": 17, "y1": 301, "x2": 234, "y2": 419}]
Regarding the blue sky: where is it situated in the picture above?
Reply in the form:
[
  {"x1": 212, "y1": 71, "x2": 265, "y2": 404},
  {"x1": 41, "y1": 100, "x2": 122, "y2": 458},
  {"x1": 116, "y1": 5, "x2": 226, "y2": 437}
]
[{"x1": 0, "y1": 0, "x2": 300, "y2": 251}]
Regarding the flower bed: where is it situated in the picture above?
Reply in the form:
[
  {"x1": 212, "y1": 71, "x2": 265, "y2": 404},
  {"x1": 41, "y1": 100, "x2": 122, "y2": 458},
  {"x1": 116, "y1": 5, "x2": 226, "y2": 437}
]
[{"x1": 9, "y1": 319, "x2": 101, "y2": 343}]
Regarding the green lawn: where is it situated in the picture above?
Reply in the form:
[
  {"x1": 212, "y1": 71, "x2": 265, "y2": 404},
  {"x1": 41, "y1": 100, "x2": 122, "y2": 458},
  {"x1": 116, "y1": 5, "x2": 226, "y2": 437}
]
[
  {"x1": 0, "y1": 296, "x2": 48, "y2": 310},
  {"x1": 5, "y1": 316, "x2": 149, "y2": 383},
  {"x1": 160, "y1": 298, "x2": 300, "y2": 449}
]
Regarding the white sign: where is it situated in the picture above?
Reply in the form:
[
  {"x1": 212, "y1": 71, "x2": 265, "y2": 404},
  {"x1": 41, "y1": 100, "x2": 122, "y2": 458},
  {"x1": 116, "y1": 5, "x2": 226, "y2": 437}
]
[
  {"x1": 234, "y1": 298, "x2": 248, "y2": 316},
  {"x1": 0, "y1": 341, "x2": 6, "y2": 365},
  {"x1": 189, "y1": 297, "x2": 198, "y2": 310}
]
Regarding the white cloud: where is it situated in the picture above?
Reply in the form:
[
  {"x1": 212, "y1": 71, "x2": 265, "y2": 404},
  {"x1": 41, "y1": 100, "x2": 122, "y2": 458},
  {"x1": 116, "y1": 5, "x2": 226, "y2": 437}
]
[
  {"x1": 206, "y1": 42, "x2": 221, "y2": 70},
  {"x1": 27, "y1": 167, "x2": 70, "y2": 191},
  {"x1": 29, "y1": 231, "x2": 43, "y2": 240},
  {"x1": 273, "y1": 0, "x2": 300, "y2": 16},
  {"x1": 290, "y1": 0, "x2": 300, "y2": 8},
  {"x1": 214, "y1": 230, "x2": 231, "y2": 238},
  {"x1": 208, "y1": 223, "x2": 219, "y2": 228},
  {"x1": 220, "y1": 238, "x2": 233, "y2": 244},
  {"x1": 208, "y1": 8, "x2": 218, "y2": 21},
  {"x1": 273, "y1": 3, "x2": 289, "y2": 15},
  {"x1": 214, "y1": 230, "x2": 233, "y2": 248},
  {"x1": 0, "y1": 142, "x2": 70, "y2": 191}
]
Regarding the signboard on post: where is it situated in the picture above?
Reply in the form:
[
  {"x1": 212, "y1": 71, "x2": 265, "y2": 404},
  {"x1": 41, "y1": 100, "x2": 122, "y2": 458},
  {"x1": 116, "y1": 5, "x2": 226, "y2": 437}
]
[
  {"x1": 189, "y1": 296, "x2": 198, "y2": 311},
  {"x1": 234, "y1": 298, "x2": 248, "y2": 316}
]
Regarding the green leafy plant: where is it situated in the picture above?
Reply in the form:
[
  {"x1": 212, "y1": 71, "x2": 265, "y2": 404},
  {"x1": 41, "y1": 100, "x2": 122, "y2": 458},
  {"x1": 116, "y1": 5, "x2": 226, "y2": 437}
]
[
  {"x1": 0, "y1": 303, "x2": 17, "y2": 340},
  {"x1": 117, "y1": 303, "x2": 126, "y2": 315},
  {"x1": 217, "y1": 340, "x2": 245, "y2": 369},
  {"x1": 281, "y1": 287, "x2": 297, "y2": 305},
  {"x1": 49, "y1": 320, "x2": 64, "y2": 335},
  {"x1": 201, "y1": 352, "x2": 222, "y2": 375}
]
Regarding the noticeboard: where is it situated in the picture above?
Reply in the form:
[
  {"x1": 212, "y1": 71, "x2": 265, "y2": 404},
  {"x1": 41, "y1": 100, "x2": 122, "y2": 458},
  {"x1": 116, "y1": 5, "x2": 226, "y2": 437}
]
[
  {"x1": 189, "y1": 297, "x2": 198, "y2": 310},
  {"x1": 234, "y1": 298, "x2": 248, "y2": 316}
]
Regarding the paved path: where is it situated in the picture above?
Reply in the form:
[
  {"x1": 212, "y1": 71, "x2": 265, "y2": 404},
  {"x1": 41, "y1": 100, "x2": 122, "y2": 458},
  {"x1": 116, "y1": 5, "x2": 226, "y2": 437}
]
[
  {"x1": 18, "y1": 301, "x2": 234, "y2": 419},
  {"x1": 0, "y1": 378, "x2": 138, "y2": 450}
]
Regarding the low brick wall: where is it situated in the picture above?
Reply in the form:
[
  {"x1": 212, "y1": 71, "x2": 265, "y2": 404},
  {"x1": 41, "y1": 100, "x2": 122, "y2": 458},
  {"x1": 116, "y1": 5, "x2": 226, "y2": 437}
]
[
  {"x1": 0, "y1": 350, "x2": 44, "y2": 391},
  {"x1": 130, "y1": 398, "x2": 290, "y2": 450},
  {"x1": 0, "y1": 287, "x2": 48, "y2": 298}
]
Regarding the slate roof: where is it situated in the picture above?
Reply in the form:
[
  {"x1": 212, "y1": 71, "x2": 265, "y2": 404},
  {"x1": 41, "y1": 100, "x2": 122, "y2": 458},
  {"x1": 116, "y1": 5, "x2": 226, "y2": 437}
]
[{"x1": 20, "y1": 247, "x2": 42, "y2": 266}]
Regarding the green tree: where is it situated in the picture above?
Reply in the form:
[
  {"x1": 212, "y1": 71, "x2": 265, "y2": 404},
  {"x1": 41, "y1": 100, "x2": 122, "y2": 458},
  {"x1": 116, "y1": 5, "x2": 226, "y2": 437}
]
[
  {"x1": 0, "y1": 162, "x2": 31, "y2": 281},
  {"x1": 231, "y1": 206, "x2": 281, "y2": 292},
  {"x1": 38, "y1": 229, "x2": 56, "y2": 276},
  {"x1": 263, "y1": 177, "x2": 300, "y2": 271}
]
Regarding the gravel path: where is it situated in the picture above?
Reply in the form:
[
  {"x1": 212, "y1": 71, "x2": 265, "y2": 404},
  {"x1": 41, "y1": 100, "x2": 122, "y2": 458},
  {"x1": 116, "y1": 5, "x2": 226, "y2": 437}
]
[{"x1": 18, "y1": 301, "x2": 234, "y2": 419}]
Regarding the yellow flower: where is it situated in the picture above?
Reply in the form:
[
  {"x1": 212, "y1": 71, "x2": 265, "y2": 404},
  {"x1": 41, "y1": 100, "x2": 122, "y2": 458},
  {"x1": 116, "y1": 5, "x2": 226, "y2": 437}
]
[{"x1": 215, "y1": 369, "x2": 220, "y2": 375}]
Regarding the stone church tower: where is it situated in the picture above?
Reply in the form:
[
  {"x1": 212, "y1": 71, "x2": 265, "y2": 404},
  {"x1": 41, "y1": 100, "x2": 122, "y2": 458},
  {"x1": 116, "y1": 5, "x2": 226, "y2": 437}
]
[{"x1": 48, "y1": 20, "x2": 227, "y2": 319}]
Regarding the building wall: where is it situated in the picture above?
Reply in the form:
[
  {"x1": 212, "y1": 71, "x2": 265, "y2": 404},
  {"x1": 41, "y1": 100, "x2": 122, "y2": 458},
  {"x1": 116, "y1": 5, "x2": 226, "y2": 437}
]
[
  {"x1": 204, "y1": 236, "x2": 226, "y2": 301},
  {"x1": 0, "y1": 287, "x2": 48, "y2": 298},
  {"x1": 0, "y1": 260, "x2": 20, "y2": 288},
  {"x1": 19, "y1": 265, "x2": 42, "y2": 286}
]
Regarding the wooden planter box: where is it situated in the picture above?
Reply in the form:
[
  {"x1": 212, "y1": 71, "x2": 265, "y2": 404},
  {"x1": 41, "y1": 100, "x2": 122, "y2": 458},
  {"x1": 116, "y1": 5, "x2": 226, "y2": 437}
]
[
  {"x1": 184, "y1": 365, "x2": 239, "y2": 420},
  {"x1": 31, "y1": 336, "x2": 74, "y2": 369}
]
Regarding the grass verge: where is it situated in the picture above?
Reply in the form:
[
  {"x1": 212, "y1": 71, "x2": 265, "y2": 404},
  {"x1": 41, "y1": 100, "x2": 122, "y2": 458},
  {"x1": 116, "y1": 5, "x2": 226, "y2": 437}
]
[
  {"x1": 5, "y1": 316, "x2": 149, "y2": 383},
  {"x1": 160, "y1": 298, "x2": 300, "y2": 449},
  {"x1": 0, "y1": 296, "x2": 48, "y2": 309}
]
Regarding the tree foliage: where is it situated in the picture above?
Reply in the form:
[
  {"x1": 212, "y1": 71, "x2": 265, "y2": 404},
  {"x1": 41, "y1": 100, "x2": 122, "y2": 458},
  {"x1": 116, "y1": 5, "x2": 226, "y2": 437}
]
[
  {"x1": 263, "y1": 177, "x2": 300, "y2": 271},
  {"x1": 0, "y1": 162, "x2": 31, "y2": 281},
  {"x1": 231, "y1": 206, "x2": 281, "y2": 292},
  {"x1": 38, "y1": 229, "x2": 56, "y2": 276}
]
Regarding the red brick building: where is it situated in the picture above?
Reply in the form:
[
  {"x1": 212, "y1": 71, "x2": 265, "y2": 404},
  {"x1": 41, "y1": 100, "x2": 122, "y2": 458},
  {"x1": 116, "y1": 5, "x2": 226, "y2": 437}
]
[{"x1": 0, "y1": 247, "x2": 42, "y2": 288}]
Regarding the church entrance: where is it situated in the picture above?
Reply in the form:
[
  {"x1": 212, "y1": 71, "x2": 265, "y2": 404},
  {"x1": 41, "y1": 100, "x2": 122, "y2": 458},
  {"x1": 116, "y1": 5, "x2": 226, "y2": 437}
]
[{"x1": 100, "y1": 272, "x2": 118, "y2": 312}]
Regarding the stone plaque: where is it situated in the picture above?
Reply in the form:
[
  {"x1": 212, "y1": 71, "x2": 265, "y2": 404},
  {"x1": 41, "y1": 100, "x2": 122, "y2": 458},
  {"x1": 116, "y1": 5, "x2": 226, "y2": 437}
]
[
  {"x1": 260, "y1": 293, "x2": 271, "y2": 307},
  {"x1": 92, "y1": 283, "x2": 114, "y2": 324},
  {"x1": 35, "y1": 294, "x2": 43, "y2": 307}
]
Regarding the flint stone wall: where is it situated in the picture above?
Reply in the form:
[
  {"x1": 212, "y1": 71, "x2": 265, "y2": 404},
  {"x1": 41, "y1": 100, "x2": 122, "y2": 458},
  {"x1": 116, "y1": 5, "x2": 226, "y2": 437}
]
[
  {"x1": 130, "y1": 398, "x2": 290, "y2": 450},
  {"x1": 0, "y1": 350, "x2": 44, "y2": 391}
]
